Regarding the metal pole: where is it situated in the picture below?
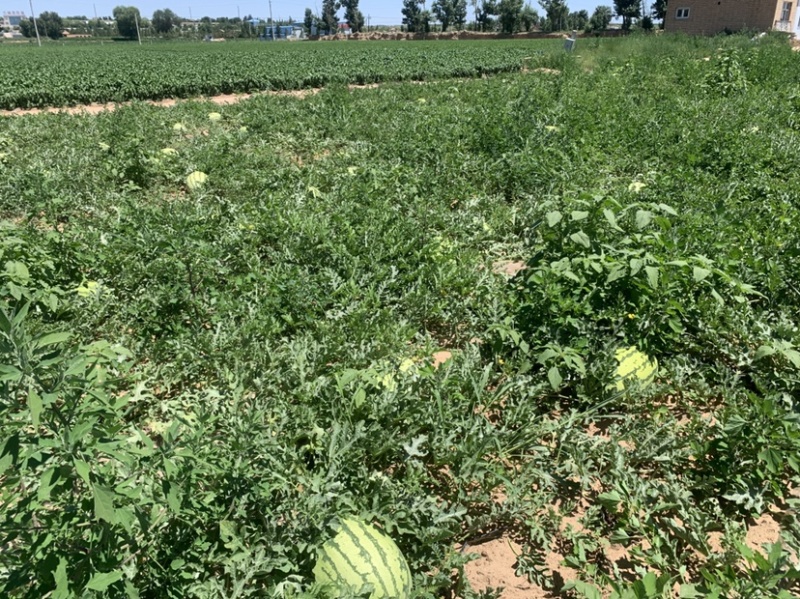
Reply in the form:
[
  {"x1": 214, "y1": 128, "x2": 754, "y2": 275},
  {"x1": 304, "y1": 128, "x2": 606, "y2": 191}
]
[
  {"x1": 29, "y1": 0, "x2": 41, "y2": 46},
  {"x1": 269, "y1": 0, "x2": 274, "y2": 39},
  {"x1": 134, "y1": 11, "x2": 142, "y2": 44}
]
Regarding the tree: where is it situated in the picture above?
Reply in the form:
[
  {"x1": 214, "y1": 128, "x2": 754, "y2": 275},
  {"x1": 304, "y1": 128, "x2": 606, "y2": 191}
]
[
  {"x1": 567, "y1": 9, "x2": 588, "y2": 30},
  {"x1": 19, "y1": 18, "x2": 35, "y2": 38},
  {"x1": 304, "y1": 8, "x2": 318, "y2": 34},
  {"x1": 588, "y1": 5, "x2": 612, "y2": 30},
  {"x1": 519, "y1": 4, "x2": 540, "y2": 30},
  {"x1": 113, "y1": 6, "x2": 141, "y2": 39},
  {"x1": 152, "y1": 8, "x2": 179, "y2": 34},
  {"x1": 432, "y1": 0, "x2": 467, "y2": 31},
  {"x1": 475, "y1": 0, "x2": 497, "y2": 31},
  {"x1": 20, "y1": 12, "x2": 65, "y2": 39},
  {"x1": 652, "y1": 0, "x2": 666, "y2": 21},
  {"x1": 613, "y1": 0, "x2": 641, "y2": 29},
  {"x1": 419, "y1": 9, "x2": 432, "y2": 32},
  {"x1": 401, "y1": 0, "x2": 422, "y2": 31},
  {"x1": 321, "y1": 0, "x2": 340, "y2": 33},
  {"x1": 198, "y1": 16, "x2": 212, "y2": 36},
  {"x1": 342, "y1": 0, "x2": 365, "y2": 32},
  {"x1": 538, "y1": 0, "x2": 568, "y2": 31},
  {"x1": 497, "y1": 0, "x2": 524, "y2": 32}
]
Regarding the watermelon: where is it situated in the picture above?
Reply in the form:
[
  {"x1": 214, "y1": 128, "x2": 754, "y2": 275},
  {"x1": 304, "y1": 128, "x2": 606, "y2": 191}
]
[
  {"x1": 610, "y1": 346, "x2": 658, "y2": 391},
  {"x1": 185, "y1": 171, "x2": 208, "y2": 191},
  {"x1": 314, "y1": 518, "x2": 412, "y2": 598}
]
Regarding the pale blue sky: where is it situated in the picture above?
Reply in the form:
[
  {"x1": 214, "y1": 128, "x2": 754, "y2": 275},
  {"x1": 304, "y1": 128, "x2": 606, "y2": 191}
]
[{"x1": 20, "y1": 0, "x2": 636, "y2": 25}]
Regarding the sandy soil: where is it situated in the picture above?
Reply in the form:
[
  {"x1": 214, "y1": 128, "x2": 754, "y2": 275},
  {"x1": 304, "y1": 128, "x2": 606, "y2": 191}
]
[
  {"x1": 0, "y1": 87, "x2": 325, "y2": 117},
  {"x1": 462, "y1": 507, "x2": 789, "y2": 597}
]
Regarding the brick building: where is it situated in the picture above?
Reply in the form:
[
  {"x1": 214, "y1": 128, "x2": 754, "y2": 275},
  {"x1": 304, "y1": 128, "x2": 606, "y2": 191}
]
[{"x1": 664, "y1": 0, "x2": 797, "y2": 35}]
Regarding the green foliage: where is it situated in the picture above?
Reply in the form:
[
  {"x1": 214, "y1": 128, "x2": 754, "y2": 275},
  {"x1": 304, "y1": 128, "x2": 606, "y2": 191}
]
[
  {"x1": 567, "y1": 9, "x2": 589, "y2": 31},
  {"x1": 1, "y1": 35, "x2": 800, "y2": 598},
  {"x1": 432, "y1": 0, "x2": 468, "y2": 31},
  {"x1": 538, "y1": 0, "x2": 568, "y2": 31},
  {"x1": 0, "y1": 41, "x2": 542, "y2": 109},
  {"x1": 113, "y1": 5, "x2": 141, "y2": 40},
  {"x1": 497, "y1": 0, "x2": 524, "y2": 33},
  {"x1": 613, "y1": 0, "x2": 641, "y2": 30},
  {"x1": 151, "y1": 8, "x2": 180, "y2": 35},
  {"x1": 588, "y1": 5, "x2": 613, "y2": 31},
  {"x1": 321, "y1": 0, "x2": 340, "y2": 34},
  {"x1": 39, "y1": 12, "x2": 65, "y2": 40},
  {"x1": 341, "y1": 0, "x2": 365, "y2": 33}
]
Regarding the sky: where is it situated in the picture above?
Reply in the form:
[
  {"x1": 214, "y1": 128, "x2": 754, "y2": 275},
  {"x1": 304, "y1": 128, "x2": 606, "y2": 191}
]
[{"x1": 17, "y1": 0, "x2": 622, "y2": 26}]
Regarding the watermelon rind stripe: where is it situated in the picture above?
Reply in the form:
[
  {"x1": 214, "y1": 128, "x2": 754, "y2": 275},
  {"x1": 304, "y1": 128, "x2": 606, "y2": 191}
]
[
  {"x1": 607, "y1": 347, "x2": 659, "y2": 392},
  {"x1": 370, "y1": 524, "x2": 411, "y2": 594},
  {"x1": 353, "y1": 523, "x2": 399, "y2": 596},
  {"x1": 615, "y1": 346, "x2": 638, "y2": 363},
  {"x1": 317, "y1": 557, "x2": 342, "y2": 587},
  {"x1": 325, "y1": 536, "x2": 371, "y2": 591}
]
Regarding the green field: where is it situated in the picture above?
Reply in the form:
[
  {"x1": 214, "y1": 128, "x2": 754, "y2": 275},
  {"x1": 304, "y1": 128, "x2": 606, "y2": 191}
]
[
  {"x1": 2, "y1": 35, "x2": 800, "y2": 598},
  {"x1": 0, "y1": 39, "x2": 550, "y2": 109}
]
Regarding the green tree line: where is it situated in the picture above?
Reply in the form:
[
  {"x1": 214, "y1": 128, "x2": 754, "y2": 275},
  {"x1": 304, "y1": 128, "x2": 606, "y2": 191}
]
[{"x1": 12, "y1": 0, "x2": 662, "y2": 42}]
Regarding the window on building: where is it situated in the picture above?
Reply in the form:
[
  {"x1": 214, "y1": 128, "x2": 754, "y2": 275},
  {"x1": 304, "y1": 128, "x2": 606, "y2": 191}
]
[
  {"x1": 676, "y1": 7, "x2": 690, "y2": 19},
  {"x1": 781, "y1": 1, "x2": 792, "y2": 21}
]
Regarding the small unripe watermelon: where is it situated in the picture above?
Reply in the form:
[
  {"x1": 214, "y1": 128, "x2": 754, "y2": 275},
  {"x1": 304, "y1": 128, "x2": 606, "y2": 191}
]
[
  {"x1": 610, "y1": 346, "x2": 658, "y2": 391},
  {"x1": 314, "y1": 518, "x2": 412, "y2": 598}
]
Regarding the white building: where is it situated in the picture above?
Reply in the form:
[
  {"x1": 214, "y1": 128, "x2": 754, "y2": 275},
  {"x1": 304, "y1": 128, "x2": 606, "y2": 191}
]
[{"x1": 2, "y1": 11, "x2": 26, "y2": 28}]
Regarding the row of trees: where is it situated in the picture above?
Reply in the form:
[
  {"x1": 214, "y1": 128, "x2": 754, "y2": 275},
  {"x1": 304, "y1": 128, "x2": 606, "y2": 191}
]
[
  {"x1": 303, "y1": 0, "x2": 654, "y2": 35},
  {"x1": 18, "y1": 6, "x2": 146, "y2": 40},
  {"x1": 399, "y1": 0, "x2": 613, "y2": 34},
  {"x1": 17, "y1": 0, "x2": 663, "y2": 42},
  {"x1": 304, "y1": 0, "x2": 366, "y2": 35},
  {"x1": 16, "y1": 6, "x2": 270, "y2": 40}
]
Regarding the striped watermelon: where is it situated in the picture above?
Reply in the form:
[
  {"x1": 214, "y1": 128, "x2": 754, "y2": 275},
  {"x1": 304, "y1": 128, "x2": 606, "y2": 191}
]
[
  {"x1": 610, "y1": 346, "x2": 658, "y2": 392},
  {"x1": 314, "y1": 518, "x2": 412, "y2": 598}
]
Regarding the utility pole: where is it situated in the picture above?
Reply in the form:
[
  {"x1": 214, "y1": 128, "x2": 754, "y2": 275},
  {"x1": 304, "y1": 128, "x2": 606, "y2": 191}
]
[
  {"x1": 367, "y1": 14, "x2": 371, "y2": 31},
  {"x1": 134, "y1": 11, "x2": 142, "y2": 44},
  {"x1": 237, "y1": 5, "x2": 241, "y2": 20},
  {"x1": 189, "y1": 7, "x2": 193, "y2": 20},
  {"x1": 269, "y1": 0, "x2": 274, "y2": 39},
  {"x1": 29, "y1": 0, "x2": 41, "y2": 46}
]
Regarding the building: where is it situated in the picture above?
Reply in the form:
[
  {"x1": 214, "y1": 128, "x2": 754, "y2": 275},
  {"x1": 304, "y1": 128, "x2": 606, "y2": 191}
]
[
  {"x1": 2, "y1": 10, "x2": 26, "y2": 28},
  {"x1": 664, "y1": 0, "x2": 797, "y2": 35}
]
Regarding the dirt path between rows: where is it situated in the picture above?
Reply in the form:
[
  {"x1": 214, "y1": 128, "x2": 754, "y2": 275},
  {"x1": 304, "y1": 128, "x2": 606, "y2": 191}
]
[{"x1": 0, "y1": 88, "x2": 330, "y2": 117}]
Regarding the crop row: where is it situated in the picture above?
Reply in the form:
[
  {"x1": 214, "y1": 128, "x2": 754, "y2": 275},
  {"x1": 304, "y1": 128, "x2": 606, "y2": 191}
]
[{"x1": 0, "y1": 39, "x2": 550, "y2": 109}]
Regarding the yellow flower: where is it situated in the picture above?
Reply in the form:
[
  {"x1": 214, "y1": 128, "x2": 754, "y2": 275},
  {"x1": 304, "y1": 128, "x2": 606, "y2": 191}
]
[
  {"x1": 545, "y1": 125, "x2": 560, "y2": 132},
  {"x1": 627, "y1": 313, "x2": 636, "y2": 319},
  {"x1": 208, "y1": 112, "x2": 223, "y2": 122},
  {"x1": 628, "y1": 181, "x2": 646, "y2": 193}
]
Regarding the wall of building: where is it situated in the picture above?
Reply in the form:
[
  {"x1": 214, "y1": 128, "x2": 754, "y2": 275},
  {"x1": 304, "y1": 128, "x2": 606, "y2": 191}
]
[{"x1": 664, "y1": 0, "x2": 795, "y2": 34}]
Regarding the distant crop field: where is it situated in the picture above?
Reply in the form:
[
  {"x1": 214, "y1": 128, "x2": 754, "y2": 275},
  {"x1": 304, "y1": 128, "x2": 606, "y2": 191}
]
[
  {"x1": 2, "y1": 33, "x2": 800, "y2": 598},
  {"x1": 0, "y1": 39, "x2": 555, "y2": 109}
]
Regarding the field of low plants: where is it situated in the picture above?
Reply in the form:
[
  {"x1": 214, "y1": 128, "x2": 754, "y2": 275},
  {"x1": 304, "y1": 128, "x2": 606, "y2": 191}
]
[
  {"x1": 0, "y1": 40, "x2": 547, "y2": 110},
  {"x1": 2, "y1": 34, "x2": 800, "y2": 597}
]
